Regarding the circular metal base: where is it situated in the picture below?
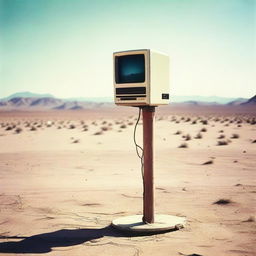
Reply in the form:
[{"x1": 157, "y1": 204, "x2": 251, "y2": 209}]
[{"x1": 112, "y1": 214, "x2": 186, "y2": 234}]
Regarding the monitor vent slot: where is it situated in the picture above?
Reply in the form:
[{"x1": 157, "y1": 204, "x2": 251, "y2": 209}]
[{"x1": 116, "y1": 87, "x2": 146, "y2": 95}]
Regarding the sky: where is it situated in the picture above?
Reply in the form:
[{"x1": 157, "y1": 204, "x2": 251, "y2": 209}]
[{"x1": 0, "y1": 0, "x2": 255, "y2": 99}]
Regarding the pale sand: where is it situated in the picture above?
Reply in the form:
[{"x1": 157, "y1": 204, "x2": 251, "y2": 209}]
[{"x1": 0, "y1": 106, "x2": 255, "y2": 256}]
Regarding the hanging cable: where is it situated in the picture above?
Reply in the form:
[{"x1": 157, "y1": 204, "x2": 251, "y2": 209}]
[{"x1": 133, "y1": 107, "x2": 145, "y2": 195}]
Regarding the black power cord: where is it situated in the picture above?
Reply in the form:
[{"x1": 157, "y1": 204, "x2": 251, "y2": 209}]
[{"x1": 133, "y1": 107, "x2": 145, "y2": 196}]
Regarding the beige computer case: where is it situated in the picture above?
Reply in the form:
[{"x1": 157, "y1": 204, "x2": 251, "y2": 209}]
[{"x1": 113, "y1": 49, "x2": 170, "y2": 106}]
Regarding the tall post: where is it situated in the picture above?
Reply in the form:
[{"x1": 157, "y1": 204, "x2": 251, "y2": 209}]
[{"x1": 142, "y1": 106, "x2": 155, "y2": 223}]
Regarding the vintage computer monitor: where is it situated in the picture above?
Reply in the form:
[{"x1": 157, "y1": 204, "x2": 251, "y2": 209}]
[{"x1": 113, "y1": 49, "x2": 170, "y2": 106}]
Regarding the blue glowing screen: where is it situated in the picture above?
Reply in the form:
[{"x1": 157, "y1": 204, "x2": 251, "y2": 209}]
[{"x1": 115, "y1": 54, "x2": 145, "y2": 83}]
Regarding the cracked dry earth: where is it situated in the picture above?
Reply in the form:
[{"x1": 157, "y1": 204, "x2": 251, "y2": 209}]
[{"x1": 0, "y1": 109, "x2": 255, "y2": 256}]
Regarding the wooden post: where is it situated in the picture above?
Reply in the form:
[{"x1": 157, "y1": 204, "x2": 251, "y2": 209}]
[{"x1": 142, "y1": 106, "x2": 155, "y2": 223}]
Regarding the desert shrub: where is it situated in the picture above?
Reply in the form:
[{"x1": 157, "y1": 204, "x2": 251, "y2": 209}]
[
  {"x1": 57, "y1": 126, "x2": 62, "y2": 129},
  {"x1": 120, "y1": 124, "x2": 127, "y2": 129},
  {"x1": 231, "y1": 133, "x2": 239, "y2": 139},
  {"x1": 128, "y1": 122, "x2": 134, "y2": 126},
  {"x1": 185, "y1": 117, "x2": 191, "y2": 122},
  {"x1": 30, "y1": 126, "x2": 37, "y2": 131},
  {"x1": 101, "y1": 121, "x2": 107, "y2": 125},
  {"x1": 201, "y1": 127, "x2": 207, "y2": 132},
  {"x1": 191, "y1": 120, "x2": 197, "y2": 124},
  {"x1": 217, "y1": 140, "x2": 228, "y2": 146},
  {"x1": 101, "y1": 126, "x2": 111, "y2": 131},
  {"x1": 252, "y1": 139, "x2": 256, "y2": 143},
  {"x1": 69, "y1": 124, "x2": 76, "y2": 129},
  {"x1": 202, "y1": 160, "x2": 214, "y2": 165},
  {"x1": 94, "y1": 131, "x2": 103, "y2": 135},
  {"x1": 213, "y1": 199, "x2": 232, "y2": 205},
  {"x1": 201, "y1": 120, "x2": 208, "y2": 125},
  {"x1": 218, "y1": 134, "x2": 225, "y2": 139},
  {"x1": 250, "y1": 118, "x2": 256, "y2": 125},
  {"x1": 72, "y1": 139, "x2": 80, "y2": 143},
  {"x1": 178, "y1": 143, "x2": 188, "y2": 148},
  {"x1": 218, "y1": 130, "x2": 224, "y2": 133},
  {"x1": 15, "y1": 127, "x2": 22, "y2": 134},
  {"x1": 174, "y1": 130, "x2": 182, "y2": 135},
  {"x1": 184, "y1": 134, "x2": 191, "y2": 141},
  {"x1": 244, "y1": 216, "x2": 255, "y2": 222},
  {"x1": 5, "y1": 126, "x2": 13, "y2": 131},
  {"x1": 194, "y1": 133, "x2": 202, "y2": 139}
]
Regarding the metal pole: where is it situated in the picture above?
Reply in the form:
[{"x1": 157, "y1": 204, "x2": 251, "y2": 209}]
[{"x1": 142, "y1": 106, "x2": 155, "y2": 223}]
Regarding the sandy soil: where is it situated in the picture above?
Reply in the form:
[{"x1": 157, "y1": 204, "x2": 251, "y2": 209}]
[{"x1": 0, "y1": 107, "x2": 255, "y2": 256}]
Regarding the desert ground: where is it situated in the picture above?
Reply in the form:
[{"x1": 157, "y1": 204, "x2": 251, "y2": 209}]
[{"x1": 0, "y1": 105, "x2": 255, "y2": 256}]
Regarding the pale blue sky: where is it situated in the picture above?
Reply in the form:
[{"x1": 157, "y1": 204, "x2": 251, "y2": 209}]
[{"x1": 0, "y1": 0, "x2": 255, "y2": 98}]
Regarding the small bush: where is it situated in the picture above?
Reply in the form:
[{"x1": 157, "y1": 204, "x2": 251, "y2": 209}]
[
  {"x1": 15, "y1": 127, "x2": 22, "y2": 134},
  {"x1": 243, "y1": 216, "x2": 255, "y2": 222},
  {"x1": 218, "y1": 130, "x2": 224, "y2": 133},
  {"x1": 174, "y1": 130, "x2": 182, "y2": 135},
  {"x1": 120, "y1": 124, "x2": 127, "y2": 129},
  {"x1": 72, "y1": 139, "x2": 80, "y2": 143},
  {"x1": 194, "y1": 133, "x2": 202, "y2": 139},
  {"x1": 184, "y1": 134, "x2": 191, "y2": 141},
  {"x1": 6, "y1": 126, "x2": 13, "y2": 131},
  {"x1": 201, "y1": 120, "x2": 208, "y2": 125},
  {"x1": 218, "y1": 134, "x2": 225, "y2": 139},
  {"x1": 201, "y1": 128, "x2": 207, "y2": 132},
  {"x1": 178, "y1": 143, "x2": 188, "y2": 148},
  {"x1": 231, "y1": 133, "x2": 239, "y2": 139},
  {"x1": 213, "y1": 199, "x2": 232, "y2": 205},
  {"x1": 30, "y1": 126, "x2": 37, "y2": 131},
  {"x1": 250, "y1": 119, "x2": 256, "y2": 125},
  {"x1": 69, "y1": 124, "x2": 76, "y2": 129},
  {"x1": 94, "y1": 131, "x2": 103, "y2": 135},
  {"x1": 202, "y1": 160, "x2": 214, "y2": 165},
  {"x1": 217, "y1": 140, "x2": 228, "y2": 146},
  {"x1": 101, "y1": 126, "x2": 110, "y2": 131}
]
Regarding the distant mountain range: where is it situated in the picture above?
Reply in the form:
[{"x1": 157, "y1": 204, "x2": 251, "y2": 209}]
[
  {"x1": 0, "y1": 93, "x2": 113, "y2": 110},
  {"x1": 1, "y1": 91, "x2": 55, "y2": 101},
  {"x1": 0, "y1": 92, "x2": 254, "y2": 110}
]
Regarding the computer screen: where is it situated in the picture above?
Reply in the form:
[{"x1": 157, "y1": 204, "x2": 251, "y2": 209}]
[{"x1": 115, "y1": 54, "x2": 145, "y2": 84}]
